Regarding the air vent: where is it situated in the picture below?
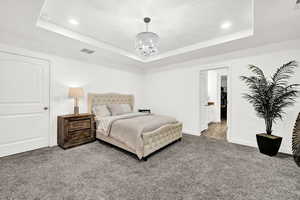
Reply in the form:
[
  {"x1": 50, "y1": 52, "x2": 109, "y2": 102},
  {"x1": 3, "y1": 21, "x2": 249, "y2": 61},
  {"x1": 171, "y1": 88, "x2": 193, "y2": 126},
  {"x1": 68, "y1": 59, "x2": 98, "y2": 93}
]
[
  {"x1": 296, "y1": 0, "x2": 300, "y2": 9},
  {"x1": 80, "y1": 48, "x2": 95, "y2": 54}
]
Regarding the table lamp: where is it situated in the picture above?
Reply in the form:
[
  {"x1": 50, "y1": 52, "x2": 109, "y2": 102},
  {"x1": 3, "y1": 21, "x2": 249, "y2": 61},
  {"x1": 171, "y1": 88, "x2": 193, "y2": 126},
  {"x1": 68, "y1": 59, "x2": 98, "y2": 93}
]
[{"x1": 69, "y1": 87, "x2": 84, "y2": 115}]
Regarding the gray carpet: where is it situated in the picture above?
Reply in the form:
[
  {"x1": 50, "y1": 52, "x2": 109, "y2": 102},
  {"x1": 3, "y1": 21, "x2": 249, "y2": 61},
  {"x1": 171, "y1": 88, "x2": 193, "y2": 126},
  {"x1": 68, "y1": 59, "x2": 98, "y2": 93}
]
[{"x1": 0, "y1": 134, "x2": 299, "y2": 200}]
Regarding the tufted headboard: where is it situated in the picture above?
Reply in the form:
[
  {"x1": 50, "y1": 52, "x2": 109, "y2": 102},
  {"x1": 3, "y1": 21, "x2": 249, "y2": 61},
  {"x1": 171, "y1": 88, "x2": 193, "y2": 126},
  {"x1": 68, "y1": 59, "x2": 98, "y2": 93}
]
[{"x1": 88, "y1": 93, "x2": 134, "y2": 113}]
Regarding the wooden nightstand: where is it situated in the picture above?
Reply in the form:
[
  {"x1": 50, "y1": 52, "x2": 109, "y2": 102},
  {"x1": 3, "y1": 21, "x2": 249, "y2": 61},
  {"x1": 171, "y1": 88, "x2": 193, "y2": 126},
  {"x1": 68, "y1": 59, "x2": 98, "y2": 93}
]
[{"x1": 57, "y1": 113, "x2": 95, "y2": 149}]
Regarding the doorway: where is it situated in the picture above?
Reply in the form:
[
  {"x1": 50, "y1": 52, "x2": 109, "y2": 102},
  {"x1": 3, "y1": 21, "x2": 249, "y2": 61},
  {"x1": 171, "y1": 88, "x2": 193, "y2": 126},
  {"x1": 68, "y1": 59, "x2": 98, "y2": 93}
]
[
  {"x1": 199, "y1": 67, "x2": 229, "y2": 141},
  {"x1": 221, "y1": 75, "x2": 228, "y2": 121}
]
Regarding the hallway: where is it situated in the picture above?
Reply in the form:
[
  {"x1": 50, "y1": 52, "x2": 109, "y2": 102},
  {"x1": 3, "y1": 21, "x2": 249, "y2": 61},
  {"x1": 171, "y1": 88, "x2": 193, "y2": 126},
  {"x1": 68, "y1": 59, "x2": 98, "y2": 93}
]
[{"x1": 201, "y1": 120, "x2": 227, "y2": 140}]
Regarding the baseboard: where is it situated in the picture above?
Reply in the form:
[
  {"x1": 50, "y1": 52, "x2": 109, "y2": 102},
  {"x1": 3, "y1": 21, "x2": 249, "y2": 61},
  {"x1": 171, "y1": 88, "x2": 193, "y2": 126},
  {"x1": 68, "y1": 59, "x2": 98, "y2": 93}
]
[
  {"x1": 182, "y1": 129, "x2": 200, "y2": 136},
  {"x1": 0, "y1": 137, "x2": 48, "y2": 158},
  {"x1": 228, "y1": 137, "x2": 257, "y2": 148},
  {"x1": 228, "y1": 137, "x2": 292, "y2": 155}
]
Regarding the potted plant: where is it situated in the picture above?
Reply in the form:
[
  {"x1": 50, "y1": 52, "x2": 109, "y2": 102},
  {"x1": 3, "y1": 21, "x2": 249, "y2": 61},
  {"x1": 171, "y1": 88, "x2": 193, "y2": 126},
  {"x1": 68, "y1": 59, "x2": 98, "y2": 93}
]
[{"x1": 240, "y1": 61, "x2": 299, "y2": 156}]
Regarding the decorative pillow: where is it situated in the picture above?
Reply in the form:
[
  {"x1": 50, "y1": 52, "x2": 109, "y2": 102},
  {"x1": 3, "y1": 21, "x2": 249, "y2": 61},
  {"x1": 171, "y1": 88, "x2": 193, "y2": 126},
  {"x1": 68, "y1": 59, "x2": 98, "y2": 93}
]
[
  {"x1": 108, "y1": 104, "x2": 132, "y2": 115},
  {"x1": 92, "y1": 105, "x2": 111, "y2": 118}
]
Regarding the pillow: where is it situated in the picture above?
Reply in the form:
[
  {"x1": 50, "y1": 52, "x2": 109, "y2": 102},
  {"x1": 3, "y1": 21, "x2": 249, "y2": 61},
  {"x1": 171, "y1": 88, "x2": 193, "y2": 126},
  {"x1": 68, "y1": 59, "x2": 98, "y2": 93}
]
[
  {"x1": 108, "y1": 104, "x2": 132, "y2": 115},
  {"x1": 92, "y1": 105, "x2": 111, "y2": 118},
  {"x1": 120, "y1": 104, "x2": 132, "y2": 113}
]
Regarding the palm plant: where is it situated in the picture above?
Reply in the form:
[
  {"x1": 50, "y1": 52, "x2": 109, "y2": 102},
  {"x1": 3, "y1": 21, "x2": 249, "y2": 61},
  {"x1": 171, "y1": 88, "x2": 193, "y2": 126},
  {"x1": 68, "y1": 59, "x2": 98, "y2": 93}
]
[{"x1": 240, "y1": 61, "x2": 299, "y2": 135}]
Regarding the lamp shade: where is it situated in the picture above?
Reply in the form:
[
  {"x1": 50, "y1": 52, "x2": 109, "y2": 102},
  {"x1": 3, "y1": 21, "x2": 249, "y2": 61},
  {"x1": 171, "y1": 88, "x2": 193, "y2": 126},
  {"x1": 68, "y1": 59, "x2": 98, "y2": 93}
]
[{"x1": 68, "y1": 87, "x2": 84, "y2": 98}]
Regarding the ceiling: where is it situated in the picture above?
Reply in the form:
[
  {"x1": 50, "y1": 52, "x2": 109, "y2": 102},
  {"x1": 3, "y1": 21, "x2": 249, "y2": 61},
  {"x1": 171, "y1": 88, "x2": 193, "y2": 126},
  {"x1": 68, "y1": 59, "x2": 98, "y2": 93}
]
[
  {"x1": 37, "y1": 0, "x2": 253, "y2": 62},
  {"x1": 0, "y1": 0, "x2": 299, "y2": 72}
]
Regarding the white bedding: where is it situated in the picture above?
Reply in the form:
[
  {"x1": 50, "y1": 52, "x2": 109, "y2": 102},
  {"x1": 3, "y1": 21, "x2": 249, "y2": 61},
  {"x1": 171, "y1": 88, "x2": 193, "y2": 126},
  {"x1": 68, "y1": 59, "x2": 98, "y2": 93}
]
[{"x1": 95, "y1": 112, "x2": 147, "y2": 136}]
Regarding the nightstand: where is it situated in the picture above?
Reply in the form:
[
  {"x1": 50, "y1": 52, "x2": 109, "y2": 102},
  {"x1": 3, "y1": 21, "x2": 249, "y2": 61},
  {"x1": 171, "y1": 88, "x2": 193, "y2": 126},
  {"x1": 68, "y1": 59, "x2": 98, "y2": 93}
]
[
  {"x1": 138, "y1": 109, "x2": 151, "y2": 113},
  {"x1": 57, "y1": 113, "x2": 95, "y2": 149}
]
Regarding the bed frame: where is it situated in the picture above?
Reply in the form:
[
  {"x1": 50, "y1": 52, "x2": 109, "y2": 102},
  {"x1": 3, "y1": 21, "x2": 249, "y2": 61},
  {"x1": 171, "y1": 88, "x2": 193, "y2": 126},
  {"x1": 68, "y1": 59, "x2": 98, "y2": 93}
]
[{"x1": 88, "y1": 93, "x2": 183, "y2": 160}]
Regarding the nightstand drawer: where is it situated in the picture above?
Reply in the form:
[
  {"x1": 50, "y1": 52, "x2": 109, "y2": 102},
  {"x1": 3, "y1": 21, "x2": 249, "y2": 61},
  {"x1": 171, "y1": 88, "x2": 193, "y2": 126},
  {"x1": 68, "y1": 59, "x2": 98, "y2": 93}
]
[
  {"x1": 65, "y1": 129, "x2": 94, "y2": 148},
  {"x1": 58, "y1": 113, "x2": 95, "y2": 149},
  {"x1": 67, "y1": 129, "x2": 92, "y2": 140},
  {"x1": 68, "y1": 119, "x2": 91, "y2": 131}
]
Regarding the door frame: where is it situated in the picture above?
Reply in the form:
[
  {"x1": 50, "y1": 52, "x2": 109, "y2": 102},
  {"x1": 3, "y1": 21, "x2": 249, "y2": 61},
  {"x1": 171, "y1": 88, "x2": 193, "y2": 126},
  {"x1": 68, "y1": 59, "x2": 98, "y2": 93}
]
[
  {"x1": 0, "y1": 49, "x2": 52, "y2": 148},
  {"x1": 198, "y1": 66, "x2": 231, "y2": 140}
]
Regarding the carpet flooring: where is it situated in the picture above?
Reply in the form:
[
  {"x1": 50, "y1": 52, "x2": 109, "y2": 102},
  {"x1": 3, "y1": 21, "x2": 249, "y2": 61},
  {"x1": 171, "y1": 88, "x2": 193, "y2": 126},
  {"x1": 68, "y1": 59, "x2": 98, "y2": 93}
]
[{"x1": 0, "y1": 134, "x2": 299, "y2": 200}]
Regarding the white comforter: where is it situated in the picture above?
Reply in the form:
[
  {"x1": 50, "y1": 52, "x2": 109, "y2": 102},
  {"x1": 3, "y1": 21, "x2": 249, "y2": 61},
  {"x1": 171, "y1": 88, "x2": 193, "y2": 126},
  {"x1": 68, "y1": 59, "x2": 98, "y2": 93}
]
[{"x1": 96, "y1": 112, "x2": 147, "y2": 136}]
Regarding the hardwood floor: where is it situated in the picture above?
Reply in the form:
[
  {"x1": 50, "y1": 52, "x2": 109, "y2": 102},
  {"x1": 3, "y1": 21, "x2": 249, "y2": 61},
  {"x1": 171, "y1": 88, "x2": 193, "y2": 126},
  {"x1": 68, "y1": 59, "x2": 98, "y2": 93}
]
[{"x1": 201, "y1": 120, "x2": 227, "y2": 140}]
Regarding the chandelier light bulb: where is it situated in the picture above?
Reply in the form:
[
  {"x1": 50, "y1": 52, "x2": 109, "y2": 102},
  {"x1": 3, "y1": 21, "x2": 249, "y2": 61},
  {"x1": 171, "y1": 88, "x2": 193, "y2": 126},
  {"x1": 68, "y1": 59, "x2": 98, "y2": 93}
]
[{"x1": 135, "y1": 17, "x2": 159, "y2": 58}]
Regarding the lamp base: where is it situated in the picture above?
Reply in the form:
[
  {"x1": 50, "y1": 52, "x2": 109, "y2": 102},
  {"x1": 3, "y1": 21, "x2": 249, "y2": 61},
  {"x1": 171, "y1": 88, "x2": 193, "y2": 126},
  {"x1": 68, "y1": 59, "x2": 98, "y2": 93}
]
[{"x1": 74, "y1": 106, "x2": 79, "y2": 115}]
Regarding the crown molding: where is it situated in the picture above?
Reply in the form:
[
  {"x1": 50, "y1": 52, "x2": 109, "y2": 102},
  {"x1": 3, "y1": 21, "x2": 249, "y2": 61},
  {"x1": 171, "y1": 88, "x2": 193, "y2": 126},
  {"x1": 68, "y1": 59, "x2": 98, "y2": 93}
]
[
  {"x1": 146, "y1": 29, "x2": 253, "y2": 62},
  {"x1": 145, "y1": 39, "x2": 300, "y2": 73},
  {"x1": 36, "y1": 19, "x2": 253, "y2": 64},
  {"x1": 36, "y1": 19, "x2": 143, "y2": 61}
]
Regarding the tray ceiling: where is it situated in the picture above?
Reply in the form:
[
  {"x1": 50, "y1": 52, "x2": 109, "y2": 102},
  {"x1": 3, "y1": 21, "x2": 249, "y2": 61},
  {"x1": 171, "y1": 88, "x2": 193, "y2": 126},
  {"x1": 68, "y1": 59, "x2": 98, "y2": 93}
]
[{"x1": 37, "y1": 0, "x2": 253, "y2": 63}]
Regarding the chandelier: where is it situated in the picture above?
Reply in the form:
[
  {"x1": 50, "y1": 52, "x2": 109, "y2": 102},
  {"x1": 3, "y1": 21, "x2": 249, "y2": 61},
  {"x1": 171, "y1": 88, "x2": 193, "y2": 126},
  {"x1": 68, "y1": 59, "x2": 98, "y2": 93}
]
[{"x1": 135, "y1": 17, "x2": 159, "y2": 57}]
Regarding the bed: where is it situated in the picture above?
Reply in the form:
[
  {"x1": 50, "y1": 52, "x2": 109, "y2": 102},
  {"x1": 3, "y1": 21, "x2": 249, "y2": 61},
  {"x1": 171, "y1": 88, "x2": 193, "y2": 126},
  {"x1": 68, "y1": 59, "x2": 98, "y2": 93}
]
[{"x1": 88, "y1": 93, "x2": 182, "y2": 160}]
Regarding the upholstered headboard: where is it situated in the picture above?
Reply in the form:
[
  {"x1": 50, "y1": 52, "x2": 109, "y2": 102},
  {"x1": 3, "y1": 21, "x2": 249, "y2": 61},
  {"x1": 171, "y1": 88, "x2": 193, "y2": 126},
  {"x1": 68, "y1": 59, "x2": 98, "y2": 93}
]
[{"x1": 88, "y1": 93, "x2": 134, "y2": 113}]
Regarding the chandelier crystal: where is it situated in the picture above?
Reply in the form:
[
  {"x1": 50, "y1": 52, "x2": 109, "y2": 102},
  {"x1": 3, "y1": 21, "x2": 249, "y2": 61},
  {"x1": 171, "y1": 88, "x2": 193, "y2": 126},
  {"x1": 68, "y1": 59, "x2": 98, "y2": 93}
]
[{"x1": 135, "y1": 17, "x2": 159, "y2": 57}]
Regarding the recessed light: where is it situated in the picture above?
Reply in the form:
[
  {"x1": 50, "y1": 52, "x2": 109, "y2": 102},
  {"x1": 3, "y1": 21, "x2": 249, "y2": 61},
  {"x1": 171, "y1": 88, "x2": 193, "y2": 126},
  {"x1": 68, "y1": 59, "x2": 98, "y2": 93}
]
[
  {"x1": 69, "y1": 19, "x2": 79, "y2": 26},
  {"x1": 221, "y1": 21, "x2": 232, "y2": 30}
]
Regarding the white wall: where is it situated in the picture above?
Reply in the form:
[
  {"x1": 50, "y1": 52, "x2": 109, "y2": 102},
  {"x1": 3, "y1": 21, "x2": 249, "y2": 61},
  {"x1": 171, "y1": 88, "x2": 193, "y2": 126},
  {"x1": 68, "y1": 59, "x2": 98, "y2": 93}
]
[
  {"x1": 207, "y1": 71, "x2": 218, "y2": 103},
  {"x1": 52, "y1": 57, "x2": 144, "y2": 145},
  {"x1": 0, "y1": 43, "x2": 144, "y2": 146},
  {"x1": 2, "y1": 40, "x2": 300, "y2": 155},
  {"x1": 207, "y1": 70, "x2": 219, "y2": 123},
  {"x1": 144, "y1": 40, "x2": 300, "y2": 154}
]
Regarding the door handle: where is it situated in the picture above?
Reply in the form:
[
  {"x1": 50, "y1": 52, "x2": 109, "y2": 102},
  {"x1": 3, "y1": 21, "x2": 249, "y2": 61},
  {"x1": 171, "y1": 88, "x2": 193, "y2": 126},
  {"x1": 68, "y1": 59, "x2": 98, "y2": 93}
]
[{"x1": 44, "y1": 107, "x2": 49, "y2": 110}]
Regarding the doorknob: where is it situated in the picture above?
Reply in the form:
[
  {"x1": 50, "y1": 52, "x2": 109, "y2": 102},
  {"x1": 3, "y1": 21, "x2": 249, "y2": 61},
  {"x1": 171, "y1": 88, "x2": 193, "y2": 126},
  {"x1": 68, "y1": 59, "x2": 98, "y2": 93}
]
[{"x1": 44, "y1": 107, "x2": 49, "y2": 110}]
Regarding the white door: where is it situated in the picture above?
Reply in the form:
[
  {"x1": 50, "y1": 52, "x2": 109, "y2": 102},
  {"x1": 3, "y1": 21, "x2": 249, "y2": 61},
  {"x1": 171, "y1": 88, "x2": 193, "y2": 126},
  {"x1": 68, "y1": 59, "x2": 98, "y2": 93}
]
[
  {"x1": 0, "y1": 51, "x2": 50, "y2": 157},
  {"x1": 199, "y1": 71, "x2": 208, "y2": 132}
]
